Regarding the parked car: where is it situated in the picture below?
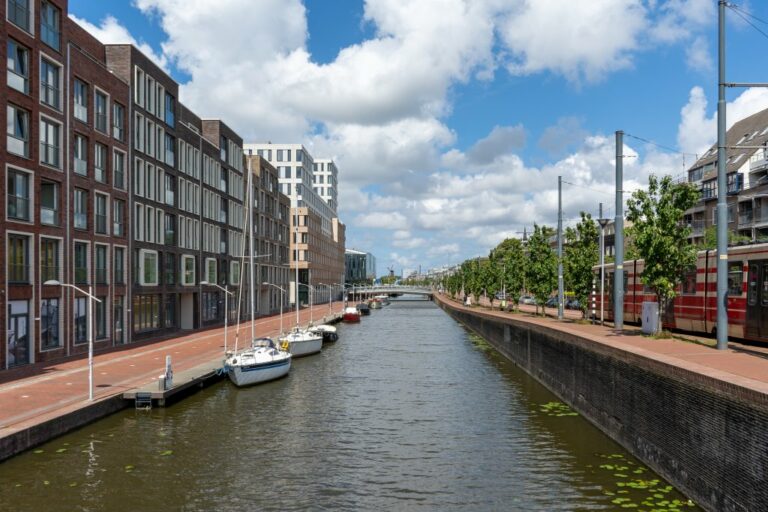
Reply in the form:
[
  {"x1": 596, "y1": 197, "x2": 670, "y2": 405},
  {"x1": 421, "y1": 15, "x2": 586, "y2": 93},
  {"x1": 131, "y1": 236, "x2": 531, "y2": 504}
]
[
  {"x1": 495, "y1": 292, "x2": 508, "y2": 300},
  {"x1": 566, "y1": 298, "x2": 581, "y2": 310},
  {"x1": 518, "y1": 295, "x2": 536, "y2": 305},
  {"x1": 544, "y1": 297, "x2": 557, "y2": 308}
]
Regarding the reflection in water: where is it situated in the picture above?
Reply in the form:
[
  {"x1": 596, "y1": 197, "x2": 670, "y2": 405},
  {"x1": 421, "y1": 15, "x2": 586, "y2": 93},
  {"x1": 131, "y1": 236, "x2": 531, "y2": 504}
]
[{"x1": 0, "y1": 299, "x2": 699, "y2": 511}]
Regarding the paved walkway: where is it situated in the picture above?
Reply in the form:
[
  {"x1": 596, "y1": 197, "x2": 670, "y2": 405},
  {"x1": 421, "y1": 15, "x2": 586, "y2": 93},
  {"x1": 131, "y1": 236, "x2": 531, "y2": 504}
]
[
  {"x1": 439, "y1": 293, "x2": 768, "y2": 396},
  {"x1": 0, "y1": 303, "x2": 342, "y2": 440}
]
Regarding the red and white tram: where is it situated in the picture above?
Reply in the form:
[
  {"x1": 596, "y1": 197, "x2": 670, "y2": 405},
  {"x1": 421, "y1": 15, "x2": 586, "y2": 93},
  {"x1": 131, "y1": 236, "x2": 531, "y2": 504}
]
[{"x1": 593, "y1": 242, "x2": 768, "y2": 342}]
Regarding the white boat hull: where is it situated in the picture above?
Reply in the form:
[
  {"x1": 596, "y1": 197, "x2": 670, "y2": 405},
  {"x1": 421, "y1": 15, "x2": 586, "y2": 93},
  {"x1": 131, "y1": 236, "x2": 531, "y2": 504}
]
[
  {"x1": 280, "y1": 332, "x2": 322, "y2": 358},
  {"x1": 228, "y1": 358, "x2": 291, "y2": 387}
]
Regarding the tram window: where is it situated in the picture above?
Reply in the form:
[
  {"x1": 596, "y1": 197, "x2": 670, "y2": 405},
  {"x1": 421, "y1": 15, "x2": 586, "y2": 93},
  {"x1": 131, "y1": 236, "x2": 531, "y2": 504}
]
[
  {"x1": 682, "y1": 267, "x2": 697, "y2": 295},
  {"x1": 748, "y1": 265, "x2": 758, "y2": 306},
  {"x1": 763, "y1": 264, "x2": 768, "y2": 306},
  {"x1": 727, "y1": 261, "x2": 743, "y2": 296},
  {"x1": 623, "y1": 272, "x2": 628, "y2": 293},
  {"x1": 606, "y1": 272, "x2": 613, "y2": 296}
]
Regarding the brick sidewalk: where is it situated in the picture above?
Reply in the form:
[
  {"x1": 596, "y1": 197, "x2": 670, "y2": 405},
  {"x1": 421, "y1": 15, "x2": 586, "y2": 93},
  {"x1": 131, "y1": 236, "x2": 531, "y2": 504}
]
[
  {"x1": 0, "y1": 303, "x2": 343, "y2": 439},
  {"x1": 439, "y1": 293, "x2": 768, "y2": 394}
]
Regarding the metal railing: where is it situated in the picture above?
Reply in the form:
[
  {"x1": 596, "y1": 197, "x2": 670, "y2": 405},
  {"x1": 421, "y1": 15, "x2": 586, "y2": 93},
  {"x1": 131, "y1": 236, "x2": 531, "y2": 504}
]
[
  {"x1": 41, "y1": 265, "x2": 59, "y2": 282},
  {"x1": 40, "y1": 142, "x2": 59, "y2": 168},
  {"x1": 40, "y1": 83, "x2": 60, "y2": 109},
  {"x1": 74, "y1": 267, "x2": 88, "y2": 284},
  {"x1": 95, "y1": 214, "x2": 107, "y2": 234},
  {"x1": 7, "y1": 196, "x2": 29, "y2": 221},
  {"x1": 739, "y1": 212, "x2": 754, "y2": 226}
]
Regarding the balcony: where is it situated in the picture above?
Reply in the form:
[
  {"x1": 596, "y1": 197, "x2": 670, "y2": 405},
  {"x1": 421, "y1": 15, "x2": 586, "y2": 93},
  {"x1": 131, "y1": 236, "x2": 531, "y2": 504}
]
[
  {"x1": 689, "y1": 219, "x2": 706, "y2": 236},
  {"x1": 739, "y1": 212, "x2": 754, "y2": 227},
  {"x1": 755, "y1": 209, "x2": 768, "y2": 226},
  {"x1": 750, "y1": 149, "x2": 768, "y2": 172}
]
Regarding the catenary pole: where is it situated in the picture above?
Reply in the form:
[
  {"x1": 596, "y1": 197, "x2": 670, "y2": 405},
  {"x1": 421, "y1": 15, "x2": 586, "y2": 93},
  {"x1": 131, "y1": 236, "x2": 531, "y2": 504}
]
[
  {"x1": 557, "y1": 176, "x2": 564, "y2": 320},
  {"x1": 614, "y1": 131, "x2": 624, "y2": 332},
  {"x1": 716, "y1": 1, "x2": 729, "y2": 350}
]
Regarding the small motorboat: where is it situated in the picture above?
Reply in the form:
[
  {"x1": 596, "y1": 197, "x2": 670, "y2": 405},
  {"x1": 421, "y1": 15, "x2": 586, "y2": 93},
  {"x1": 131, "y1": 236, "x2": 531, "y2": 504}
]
[
  {"x1": 356, "y1": 302, "x2": 371, "y2": 316},
  {"x1": 309, "y1": 324, "x2": 338, "y2": 343},
  {"x1": 343, "y1": 306, "x2": 361, "y2": 323},
  {"x1": 375, "y1": 294, "x2": 391, "y2": 306},
  {"x1": 278, "y1": 328, "x2": 323, "y2": 357},
  {"x1": 368, "y1": 298, "x2": 382, "y2": 309}
]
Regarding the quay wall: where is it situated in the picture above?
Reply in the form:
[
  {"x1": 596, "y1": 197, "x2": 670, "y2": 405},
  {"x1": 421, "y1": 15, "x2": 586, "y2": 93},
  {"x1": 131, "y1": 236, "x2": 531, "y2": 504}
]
[{"x1": 436, "y1": 296, "x2": 768, "y2": 512}]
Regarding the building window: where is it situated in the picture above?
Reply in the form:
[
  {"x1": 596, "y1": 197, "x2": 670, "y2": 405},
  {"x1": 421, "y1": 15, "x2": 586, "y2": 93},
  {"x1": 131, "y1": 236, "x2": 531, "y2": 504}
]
[
  {"x1": 181, "y1": 255, "x2": 196, "y2": 286},
  {"x1": 140, "y1": 249, "x2": 159, "y2": 286},
  {"x1": 7, "y1": 169, "x2": 30, "y2": 221},
  {"x1": 87, "y1": 188, "x2": 105, "y2": 229},
  {"x1": 40, "y1": 238, "x2": 59, "y2": 282},
  {"x1": 164, "y1": 213, "x2": 176, "y2": 245},
  {"x1": 165, "y1": 133, "x2": 175, "y2": 166},
  {"x1": 134, "y1": 113, "x2": 144, "y2": 152},
  {"x1": 114, "y1": 151, "x2": 126, "y2": 190},
  {"x1": 8, "y1": 235, "x2": 29, "y2": 283},
  {"x1": 230, "y1": 261, "x2": 241, "y2": 286},
  {"x1": 132, "y1": 295, "x2": 160, "y2": 332},
  {"x1": 74, "y1": 189, "x2": 87, "y2": 229},
  {"x1": 8, "y1": 0, "x2": 31, "y2": 31},
  {"x1": 74, "y1": 134, "x2": 88, "y2": 175},
  {"x1": 7, "y1": 39, "x2": 29, "y2": 93},
  {"x1": 95, "y1": 296, "x2": 107, "y2": 339},
  {"x1": 41, "y1": 1, "x2": 61, "y2": 51},
  {"x1": 95, "y1": 245, "x2": 108, "y2": 284},
  {"x1": 40, "y1": 118, "x2": 60, "y2": 168},
  {"x1": 94, "y1": 143, "x2": 107, "y2": 183},
  {"x1": 95, "y1": 90, "x2": 108, "y2": 133},
  {"x1": 164, "y1": 253, "x2": 176, "y2": 285},
  {"x1": 205, "y1": 258, "x2": 217, "y2": 285},
  {"x1": 113, "y1": 199, "x2": 125, "y2": 237},
  {"x1": 165, "y1": 174, "x2": 175, "y2": 206},
  {"x1": 113, "y1": 102, "x2": 125, "y2": 140},
  {"x1": 202, "y1": 292, "x2": 219, "y2": 322},
  {"x1": 74, "y1": 242, "x2": 88, "y2": 284},
  {"x1": 165, "y1": 92, "x2": 175, "y2": 128},
  {"x1": 40, "y1": 58, "x2": 60, "y2": 109},
  {"x1": 7, "y1": 104, "x2": 29, "y2": 157},
  {"x1": 164, "y1": 295, "x2": 175, "y2": 328},
  {"x1": 114, "y1": 247, "x2": 125, "y2": 284},
  {"x1": 40, "y1": 298, "x2": 60, "y2": 349},
  {"x1": 728, "y1": 261, "x2": 743, "y2": 296},
  {"x1": 74, "y1": 297, "x2": 87, "y2": 344},
  {"x1": 74, "y1": 79, "x2": 88, "y2": 121},
  {"x1": 40, "y1": 181, "x2": 58, "y2": 225},
  {"x1": 220, "y1": 135, "x2": 228, "y2": 162},
  {"x1": 114, "y1": 296, "x2": 124, "y2": 344}
]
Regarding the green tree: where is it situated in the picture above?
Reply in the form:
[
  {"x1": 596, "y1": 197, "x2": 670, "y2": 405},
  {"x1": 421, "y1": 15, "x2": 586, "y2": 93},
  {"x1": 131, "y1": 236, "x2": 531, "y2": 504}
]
[
  {"x1": 702, "y1": 226, "x2": 751, "y2": 249},
  {"x1": 525, "y1": 224, "x2": 557, "y2": 314},
  {"x1": 564, "y1": 212, "x2": 599, "y2": 318},
  {"x1": 626, "y1": 174, "x2": 700, "y2": 333},
  {"x1": 490, "y1": 238, "x2": 526, "y2": 310}
]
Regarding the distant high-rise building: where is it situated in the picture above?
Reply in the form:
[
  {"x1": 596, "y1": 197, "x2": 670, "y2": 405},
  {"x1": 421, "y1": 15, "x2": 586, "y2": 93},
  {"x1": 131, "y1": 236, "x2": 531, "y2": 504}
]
[{"x1": 345, "y1": 250, "x2": 377, "y2": 283}]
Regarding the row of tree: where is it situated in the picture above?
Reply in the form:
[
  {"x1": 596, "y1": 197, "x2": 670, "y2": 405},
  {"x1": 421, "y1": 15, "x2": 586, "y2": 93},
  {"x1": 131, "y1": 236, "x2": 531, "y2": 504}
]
[{"x1": 440, "y1": 175, "x2": 701, "y2": 326}]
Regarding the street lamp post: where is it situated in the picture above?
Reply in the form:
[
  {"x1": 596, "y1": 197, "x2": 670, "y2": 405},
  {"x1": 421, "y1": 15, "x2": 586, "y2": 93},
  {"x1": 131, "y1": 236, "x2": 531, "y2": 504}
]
[
  {"x1": 318, "y1": 283, "x2": 335, "y2": 317},
  {"x1": 44, "y1": 280, "x2": 102, "y2": 401},
  {"x1": 200, "y1": 281, "x2": 234, "y2": 353},
  {"x1": 262, "y1": 282, "x2": 285, "y2": 336},
  {"x1": 598, "y1": 204, "x2": 610, "y2": 326},
  {"x1": 298, "y1": 283, "x2": 314, "y2": 324}
]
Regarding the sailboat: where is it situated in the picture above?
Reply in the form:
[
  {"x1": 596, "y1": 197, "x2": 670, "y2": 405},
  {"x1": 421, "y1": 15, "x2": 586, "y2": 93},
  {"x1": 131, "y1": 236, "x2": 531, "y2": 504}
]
[
  {"x1": 224, "y1": 153, "x2": 291, "y2": 386},
  {"x1": 278, "y1": 208, "x2": 322, "y2": 357}
]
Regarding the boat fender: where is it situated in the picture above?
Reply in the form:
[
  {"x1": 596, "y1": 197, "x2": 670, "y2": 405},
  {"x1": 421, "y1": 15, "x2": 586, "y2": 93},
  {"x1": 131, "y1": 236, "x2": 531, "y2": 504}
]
[
  {"x1": 281, "y1": 341, "x2": 290, "y2": 351},
  {"x1": 231, "y1": 359, "x2": 238, "y2": 365}
]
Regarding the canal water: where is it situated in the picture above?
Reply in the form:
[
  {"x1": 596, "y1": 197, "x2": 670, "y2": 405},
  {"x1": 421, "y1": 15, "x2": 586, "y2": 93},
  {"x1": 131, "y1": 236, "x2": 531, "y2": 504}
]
[{"x1": 0, "y1": 299, "x2": 699, "y2": 511}]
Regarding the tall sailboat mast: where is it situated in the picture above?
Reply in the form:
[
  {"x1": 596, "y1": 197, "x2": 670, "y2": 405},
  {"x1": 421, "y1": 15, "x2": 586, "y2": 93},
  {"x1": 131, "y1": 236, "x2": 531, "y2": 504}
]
[
  {"x1": 295, "y1": 202, "x2": 300, "y2": 327},
  {"x1": 247, "y1": 152, "x2": 256, "y2": 342}
]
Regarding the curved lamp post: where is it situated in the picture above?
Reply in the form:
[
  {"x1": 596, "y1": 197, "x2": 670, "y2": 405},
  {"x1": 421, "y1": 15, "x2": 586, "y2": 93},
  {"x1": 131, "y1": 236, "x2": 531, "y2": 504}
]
[
  {"x1": 44, "y1": 280, "x2": 101, "y2": 401},
  {"x1": 200, "y1": 281, "x2": 234, "y2": 353},
  {"x1": 262, "y1": 282, "x2": 285, "y2": 336}
]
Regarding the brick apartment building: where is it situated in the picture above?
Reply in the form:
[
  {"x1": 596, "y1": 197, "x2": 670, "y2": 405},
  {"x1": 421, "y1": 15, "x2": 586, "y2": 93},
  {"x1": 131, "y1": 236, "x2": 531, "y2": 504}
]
[{"x1": 1, "y1": 1, "x2": 291, "y2": 371}]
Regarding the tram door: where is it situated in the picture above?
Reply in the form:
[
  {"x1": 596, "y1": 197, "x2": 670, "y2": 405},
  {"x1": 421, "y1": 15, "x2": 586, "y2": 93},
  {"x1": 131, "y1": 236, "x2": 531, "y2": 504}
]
[{"x1": 745, "y1": 261, "x2": 768, "y2": 340}]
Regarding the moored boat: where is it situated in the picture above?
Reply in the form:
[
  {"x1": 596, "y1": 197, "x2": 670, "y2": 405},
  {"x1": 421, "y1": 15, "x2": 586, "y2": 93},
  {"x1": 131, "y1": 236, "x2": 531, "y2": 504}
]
[
  {"x1": 357, "y1": 302, "x2": 371, "y2": 316},
  {"x1": 225, "y1": 338, "x2": 291, "y2": 387},
  {"x1": 279, "y1": 328, "x2": 323, "y2": 357},
  {"x1": 343, "y1": 306, "x2": 361, "y2": 322},
  {"x1": 368, "y1": 298, "x2": 382, "y2": 309},
  {"x1": 309, "y1": 324, "x2": 338, "y2": 343},
  {"x1": 375, "y1": 294, "x2": 391, "y2": 306}
]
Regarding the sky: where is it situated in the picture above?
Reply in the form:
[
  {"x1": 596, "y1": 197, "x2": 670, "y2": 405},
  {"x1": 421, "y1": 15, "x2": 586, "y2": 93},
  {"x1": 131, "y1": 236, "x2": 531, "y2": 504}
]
[{"x1": 68, "y1": 0, "x2": 768, "y2": 277}]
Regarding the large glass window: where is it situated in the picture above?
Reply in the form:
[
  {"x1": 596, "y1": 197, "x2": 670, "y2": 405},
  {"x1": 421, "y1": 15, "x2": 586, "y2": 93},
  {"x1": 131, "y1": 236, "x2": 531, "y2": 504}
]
[
  {"x1": 7, "y1": 104, "x2": 29, "y2": 157},
  {"x1": 113, "y1": 199, "x2": 125, "y2": 236},
  {"x1": 94, "y1": 143, "x2": 107, "y2": 183},
  {"x1": 132, "y1": 295, "x2": 160, "y2": 332},
  {"x1": 40, "y1": 298, "x2": 60, "y2": 349},
  {"x1": 40, "y1": 181, "x2": 58, "y2": 225},
  {"x1": 164, "y1": 295, "x2": 175, "y2": 328},
  {"x1": 74, "y1": 297, "x2": 87, "y2": 344},
  {"x1": 40, "y1": 238, "x2": 59, "y2": 282},
  {"x1": 205, "y1": 258, "x2": 217, "y2": 285},
  {"x1": 7, "y1": 169, "x2": 30, "y2": 221},
  {"x1": 114, "y1": 296, "x2": 124, "y2": 344},
  {"x1": 95, "y1": 296, "x2": 107, "y2": 339},
  {"x1": 164, "y1": 253, "x2": 176, "y2": 285},
  {"x1": 8, "y1": 235, "x2": 29, "y2": 283},
  {"x1": 95, "y1": 91, "x2": 108, "y2": 133},
  {"x1": 165, "y1": 133, "x2": 175, "y2": 166},
  {"x1": 7, "y1": 39, "x2": 29, "y2": 93},
  {"x1": 165, "y1": 174, "x2": 175, "y2": 206},
  {"x1": 40, "y1": 118, "x2": 60, "y2": 167},
  {"x1": 74, "y1": 242, "x2": 88, "y2": 284},
  {"x1": 114, "y1": 151, "x2": 126, "y2": 190},
  {"x1": 40, "y1": 1, "x2": 61, "y2": 51},
  {"x1": 164, "y1": 213, "x2": 176, "y2": 245},
  {"x1": 95, "y1": 245, "x2": 107, "y2": 284},
  {"x1": 164, "y1": 92, "x2": 175, "y2": 128},
  {"x1": 202, "y1": 292, "x2": 219, "y2": 322},
  {"x1": 74, "y1": 79, "x2": 88, "y2": 122},
  {"x1": 140, "y1": 249, "x2": 159, "y2": 286},
  {"x1": 74, "y1": 189, "x2": 87, "y2": 229},
  {"x1": 114, "y1": 247, "x2": 125, "y2": 284},
  {"x1": 40, "y1": 58, "x2": 60, "y2": 109},
  {"x1": 74, "y1": 134, "x2": 88, "y2": 175},
  {"x1": 728, "y1": 261, "x2": 743, "y2": 296},
  {"x1": 8, "y1": 0, "x2": 31, "y2": 31},
  {"x1": 182, "y1": 255, "x2": 196, "y2": 285},
  {"x1": 113, "y1": 102, "x2": 125, "y2": 140}
]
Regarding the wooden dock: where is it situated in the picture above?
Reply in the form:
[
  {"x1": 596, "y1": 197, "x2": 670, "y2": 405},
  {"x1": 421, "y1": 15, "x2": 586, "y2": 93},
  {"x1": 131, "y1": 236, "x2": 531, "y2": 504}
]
[{"x1": 122, "y1": 359, "x2": 225, "y2": 407}]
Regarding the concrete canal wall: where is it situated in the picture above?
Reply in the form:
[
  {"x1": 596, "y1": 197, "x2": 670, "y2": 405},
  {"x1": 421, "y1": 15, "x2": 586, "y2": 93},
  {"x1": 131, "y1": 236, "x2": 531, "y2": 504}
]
[{"x1": 436, "y1": 297, "x2": 768, "y2": 512}]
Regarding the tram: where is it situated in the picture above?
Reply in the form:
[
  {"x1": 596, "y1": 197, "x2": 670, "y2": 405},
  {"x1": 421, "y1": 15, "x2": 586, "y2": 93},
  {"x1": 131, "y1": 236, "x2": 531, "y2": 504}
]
[{"x1": 593, "y1": 242, "x2": 768, "y2": 342}]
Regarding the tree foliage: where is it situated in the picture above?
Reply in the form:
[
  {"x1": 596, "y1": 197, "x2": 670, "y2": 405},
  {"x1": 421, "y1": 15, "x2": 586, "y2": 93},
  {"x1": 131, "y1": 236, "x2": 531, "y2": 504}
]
[
  {"x1": 626, "y1": 174, "x2": 700, "y2": 332},
  {"x1": 525, "y1": 224, "x2": 557, "y2": 314},
  {"x1": 490, "y1": 238, "x2": 526, "y2": 308},
  {"x1": 702, "y1": 226, "x2": 751, "y2": 250},
  {"x1": 564, "y1": 212, "x2": 599, "y2": 317}
]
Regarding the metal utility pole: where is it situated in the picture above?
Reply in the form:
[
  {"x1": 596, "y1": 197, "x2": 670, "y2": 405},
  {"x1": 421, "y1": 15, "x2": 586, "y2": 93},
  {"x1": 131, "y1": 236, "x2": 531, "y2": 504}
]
[
  {"x1": 598, "y1": 203, "x2": 609, "y2": 325},
  {"x1": 557, "y1": 176, "x2": 564, "y2": 320},
  {"x1": 716, "y1": 1, "x2": 729, "y2": 350},
  {"x1": 614, "y1": 130, "x2": 624, "y2": 332}
]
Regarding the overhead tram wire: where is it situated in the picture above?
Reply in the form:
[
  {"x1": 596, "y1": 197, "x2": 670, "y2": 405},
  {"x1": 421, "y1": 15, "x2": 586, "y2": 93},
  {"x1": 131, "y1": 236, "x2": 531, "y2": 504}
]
[{"x1": 727, "y1": 4, "x2": 768, "y2": 41}]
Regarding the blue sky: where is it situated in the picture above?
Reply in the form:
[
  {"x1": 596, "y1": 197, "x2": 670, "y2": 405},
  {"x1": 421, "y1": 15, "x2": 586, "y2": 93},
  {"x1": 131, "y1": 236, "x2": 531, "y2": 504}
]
[{"x1": 69, "y1": 1, "x2": 768, "y2": 277}]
